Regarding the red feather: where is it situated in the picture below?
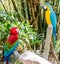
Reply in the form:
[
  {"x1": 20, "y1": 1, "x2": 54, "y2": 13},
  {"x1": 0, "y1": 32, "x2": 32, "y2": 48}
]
[
  {"x1": 7, "y1": 35, "x2": 18, "y2": 44},
  {"x1": 10, "y1": 27, "x2": 18, "y2": 35},
  {"x1": 7, "y1": 27, "x2": 19, "y2": 45},
  {"x1": 6, "y1": 59, "x2": 8, "y2": 64}
]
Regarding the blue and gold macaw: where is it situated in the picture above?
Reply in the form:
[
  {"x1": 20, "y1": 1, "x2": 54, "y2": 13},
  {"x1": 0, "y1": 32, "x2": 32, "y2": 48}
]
[{"x1": 42, "y1": 3, "x2": 57, "y2": 47}]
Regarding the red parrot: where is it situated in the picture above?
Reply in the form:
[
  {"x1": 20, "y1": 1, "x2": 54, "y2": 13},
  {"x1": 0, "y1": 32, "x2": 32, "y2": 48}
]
[{"x1": 2, "y1": 27, "x2": 20, "y2": 64}]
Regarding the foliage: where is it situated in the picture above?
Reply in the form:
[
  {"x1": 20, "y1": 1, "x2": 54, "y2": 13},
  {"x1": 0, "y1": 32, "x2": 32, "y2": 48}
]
[
  {"x1": 0, "y1": 0, "x2": 60, "y2": 63},
  {"x1": 55, "y1": 41, "x2": 60, "y2": 53},
  {"x1": 0, "y1": 11, "x2": 43, "y2": 50}
]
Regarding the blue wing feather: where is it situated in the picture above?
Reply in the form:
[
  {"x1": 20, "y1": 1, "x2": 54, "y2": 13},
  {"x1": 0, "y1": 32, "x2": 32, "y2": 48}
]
[
  {"x1": 50, "y1": 11, "x2": 57, "y2": 41},
  {"x1": 3, "y1": 41, "x2": 20, "y2": 62}
]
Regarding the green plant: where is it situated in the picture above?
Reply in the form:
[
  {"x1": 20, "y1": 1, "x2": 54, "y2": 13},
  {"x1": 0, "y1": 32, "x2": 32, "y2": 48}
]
[{"x1": 0, "y1": 11, "x2": 44, "y2": 50}]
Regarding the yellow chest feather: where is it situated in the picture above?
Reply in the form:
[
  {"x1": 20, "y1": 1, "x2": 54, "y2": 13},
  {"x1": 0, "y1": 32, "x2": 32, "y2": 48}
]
[{"x1": 45, "y1": 10, "x2": 51, "y2": 25}]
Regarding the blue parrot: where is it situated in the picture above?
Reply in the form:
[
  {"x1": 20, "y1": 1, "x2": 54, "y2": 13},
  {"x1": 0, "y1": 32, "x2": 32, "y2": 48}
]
[{"x1": 42, "y1": 2, "x2": 57, "y2": 47}]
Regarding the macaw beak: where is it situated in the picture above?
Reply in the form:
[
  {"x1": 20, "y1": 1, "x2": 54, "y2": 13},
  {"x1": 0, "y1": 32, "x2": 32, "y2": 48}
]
[
  {"x1": 16, "y1": 29, "x2": 20, "y2": 34},
  {"x1": 18, "y1": 31, "x2": 20, "y2": 35},
  {"x1": 42, "y1": 5, "x2": 47, "y2": 10}
]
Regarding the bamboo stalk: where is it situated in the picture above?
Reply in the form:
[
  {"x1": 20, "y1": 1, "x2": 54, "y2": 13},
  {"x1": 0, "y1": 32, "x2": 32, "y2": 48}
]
[
  {"x1": 30, "y1": 0, "x2": 38, "y2": 29},
  {"x1": 27, "y1": 1, "x2": 32, "y2": 23},
  {"x1": 30, "y1": 0, "x2": 35, "y2": 23},
  {"x1": 8, "y1": 0, "x2": 11, "y2": 12},
  {"x1": 11, "y1": 0, "x2": 22, "y2": 21},
  {"x1": 23, "y1": 0, "x2": 28, "y2": 21},
  {"x1": 0, "y1": 0, "x2": 7, "y2": 14},
  {"x1": 17, "y1": 0, "x2": 25, "y2": 21},
  {"x1": 38, "y1": 5, "x2": 43, "y2": 33}
]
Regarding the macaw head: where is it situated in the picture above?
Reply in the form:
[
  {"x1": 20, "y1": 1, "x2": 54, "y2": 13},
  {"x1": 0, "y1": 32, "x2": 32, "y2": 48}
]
[
  {"x1": 42, "y1": 2, "x2": 53, "y2": 11},
  {"x1": 10, "y1": 27, "x2": 19, "y2": 35}
]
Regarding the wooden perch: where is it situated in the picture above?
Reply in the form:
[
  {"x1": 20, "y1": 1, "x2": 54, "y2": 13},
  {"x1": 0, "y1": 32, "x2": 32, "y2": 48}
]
[
  {"x1": 43, "y1": 25, "x2": 53, "y2": 60},
  {"x1": 19, "y1": 51, "x2": 52, "y2": 64},
  {"x1": 43, "y1": 25, "x2": 60, "y2": 64}
]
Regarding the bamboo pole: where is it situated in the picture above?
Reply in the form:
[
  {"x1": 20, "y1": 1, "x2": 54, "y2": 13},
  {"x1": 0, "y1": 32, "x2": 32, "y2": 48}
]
[
  {"x1": 57, "y1": 25, "x2": 60, "y2": 61},
  {"x1": 27, "y1": 1, "x2": 32, "y2": 23},
  {"x1": 17, "y1": 0, "x2": 25, "y2": 21},
  {"x1": 38, "y1": 5, "x2": 42, "y2": 33},
  {"x1": 30, "y1": 0, "x2": 35, "y2": 23},
  {"x1": 8, "y1": 0, "x2": 11, "y2": 12},
  {"x1": 23, "y1": 0, "x2": 28, "y2": 21},
  {"x1": 11, "y1": 0, "x2": 22, "y2": 21},
  {"x1": 0, "y1": 0, "x2": 7, "y2": 14}
]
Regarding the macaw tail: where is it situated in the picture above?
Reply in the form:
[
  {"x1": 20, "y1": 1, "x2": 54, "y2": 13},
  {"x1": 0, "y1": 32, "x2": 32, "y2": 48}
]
[
  {"x1": 53, "y1": 33, "x2": 56, "y2": 48},
  {"x1": 2, "y1": 56, "x2": 10, "y2": 64},
  {"x1": 6, "y1": 59, "x2": 9, "y2": 64}
]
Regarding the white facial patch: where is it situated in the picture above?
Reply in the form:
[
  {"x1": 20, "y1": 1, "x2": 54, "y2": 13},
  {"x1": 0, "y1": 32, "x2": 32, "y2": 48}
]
[
  {"x1": 42, "y1": 5, "x2": 47, "y2": 10},
  {"x1": 16, "y1": 29, "x2": 19, "y2": 34},
  {"x1": 43, "y1": 5, "x2": 47, "y2": 10}
]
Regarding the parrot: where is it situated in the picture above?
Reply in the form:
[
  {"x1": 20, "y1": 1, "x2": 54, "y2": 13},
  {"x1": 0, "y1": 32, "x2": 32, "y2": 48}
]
[
  {"x1": 42, "y1": 2, "x2": 57, "y2": 47},
  {"x1": 2, "y1": 27, "x2": 20, "y2": 64}
]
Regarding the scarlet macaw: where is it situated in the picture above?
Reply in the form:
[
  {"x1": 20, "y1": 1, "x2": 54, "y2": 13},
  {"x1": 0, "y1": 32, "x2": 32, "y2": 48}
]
[
  {"x1": 2, "y1": 27, "x2": 20, "y2": 64},
  {"x1": 42, "y1": 3, "x2": 57, "y2": 47}
]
